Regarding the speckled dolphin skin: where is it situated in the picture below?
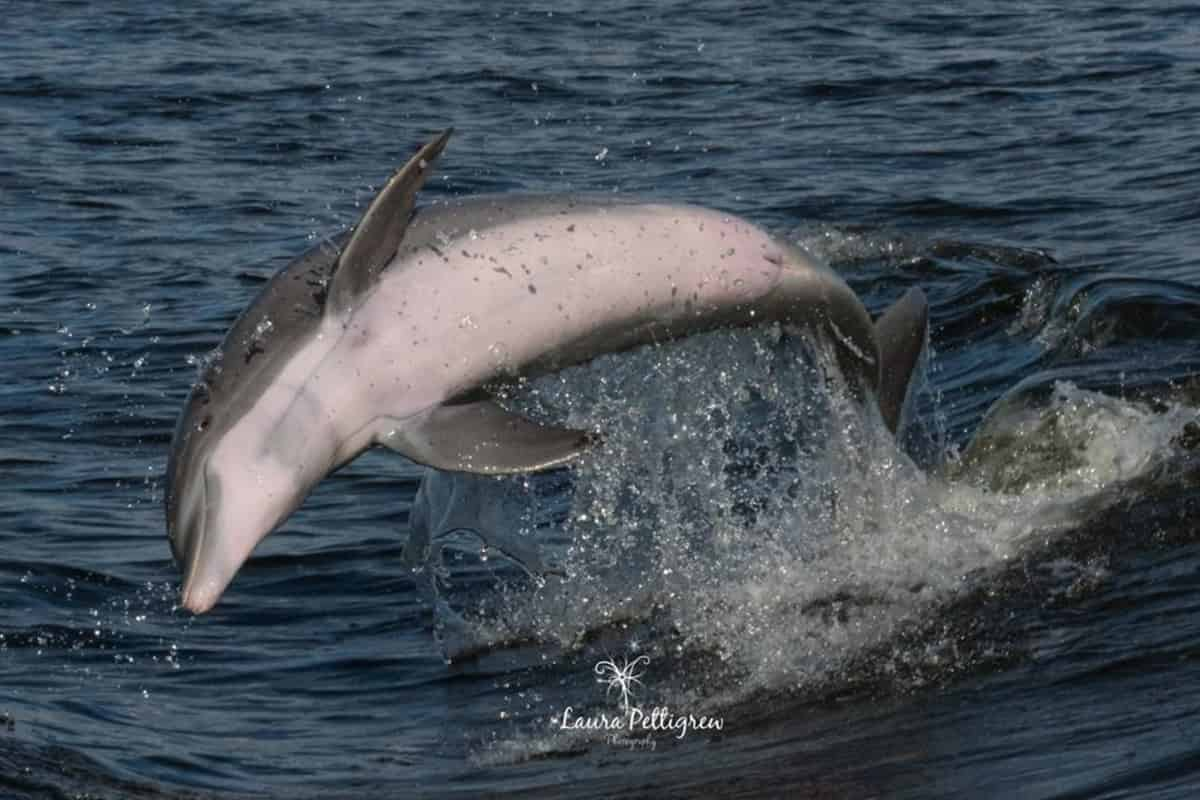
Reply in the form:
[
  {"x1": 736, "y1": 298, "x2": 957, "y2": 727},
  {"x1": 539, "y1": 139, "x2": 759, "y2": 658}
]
[{"x1": 165, "y1": 130, "x2": 927, "y2": 614}]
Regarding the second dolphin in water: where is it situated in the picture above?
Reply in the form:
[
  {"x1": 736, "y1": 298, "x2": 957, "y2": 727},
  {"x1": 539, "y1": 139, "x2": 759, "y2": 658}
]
[{"x1": 165, "y1": 129, "x2": 929, "y2": 613}]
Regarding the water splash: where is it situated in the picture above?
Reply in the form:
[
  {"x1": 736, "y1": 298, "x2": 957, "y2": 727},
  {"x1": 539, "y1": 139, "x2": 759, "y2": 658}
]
[{"x1": 411, "y1": 321, "x2": 1200, "y2": 734}]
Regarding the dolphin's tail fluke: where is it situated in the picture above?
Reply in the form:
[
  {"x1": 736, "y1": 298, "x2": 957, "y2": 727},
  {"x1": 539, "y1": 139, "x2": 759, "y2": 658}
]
[{"x1": 874, "y1": 287, "x2": 929, "y2": 433}]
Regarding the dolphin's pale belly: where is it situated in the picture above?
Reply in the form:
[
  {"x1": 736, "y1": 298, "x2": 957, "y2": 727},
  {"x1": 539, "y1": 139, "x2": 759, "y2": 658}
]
[{"x1": 362, "y1": 202, "x2": 790, "y2": 413}]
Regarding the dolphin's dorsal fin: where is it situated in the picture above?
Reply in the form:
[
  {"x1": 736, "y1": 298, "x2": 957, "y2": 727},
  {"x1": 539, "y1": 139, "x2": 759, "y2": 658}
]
[
  {"x1": 874, "y1": 287, "x2": 929, "y2": 433},
  {"x1": 327, "y1": 128, "x2": 453, "y2": 317}
]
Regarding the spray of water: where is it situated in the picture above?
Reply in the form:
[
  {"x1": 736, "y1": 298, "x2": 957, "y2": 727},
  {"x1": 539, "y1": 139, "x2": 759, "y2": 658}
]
[{"x1": 409, "y1": 323, "x2": 1199, "y2": 720}]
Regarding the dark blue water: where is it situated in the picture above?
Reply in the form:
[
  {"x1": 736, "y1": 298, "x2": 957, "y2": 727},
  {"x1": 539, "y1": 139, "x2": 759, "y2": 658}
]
[{"x1": 4, "y1": 1, "x2": 1200, "y2": 797}]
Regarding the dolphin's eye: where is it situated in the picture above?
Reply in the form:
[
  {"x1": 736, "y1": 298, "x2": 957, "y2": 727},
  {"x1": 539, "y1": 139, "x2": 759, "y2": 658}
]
[{"x1": 198, "y1": 416, "x2": 212, "y2": 432}]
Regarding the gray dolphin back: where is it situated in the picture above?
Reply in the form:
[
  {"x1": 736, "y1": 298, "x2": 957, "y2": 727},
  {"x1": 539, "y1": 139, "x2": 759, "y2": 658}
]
[{"x1": 165, "y1": 232, "x2": 347, "y2": 556}]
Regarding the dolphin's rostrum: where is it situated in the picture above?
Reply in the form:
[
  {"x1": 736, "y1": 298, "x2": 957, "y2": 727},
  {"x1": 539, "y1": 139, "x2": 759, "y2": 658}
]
[{"x1": 165, "y1": 129, "x2": 929, "y2": 614}]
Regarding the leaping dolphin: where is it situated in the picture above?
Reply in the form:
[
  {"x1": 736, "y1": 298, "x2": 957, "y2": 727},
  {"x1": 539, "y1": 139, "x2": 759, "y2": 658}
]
[{"x1": 165, "y1": 129, "x2": 929, "y2": 614}]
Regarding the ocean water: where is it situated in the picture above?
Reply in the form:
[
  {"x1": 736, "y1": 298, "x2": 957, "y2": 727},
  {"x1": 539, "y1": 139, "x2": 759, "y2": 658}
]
[{"x1": 4, "y1": 1, "x2": 1200, "y2": 797}]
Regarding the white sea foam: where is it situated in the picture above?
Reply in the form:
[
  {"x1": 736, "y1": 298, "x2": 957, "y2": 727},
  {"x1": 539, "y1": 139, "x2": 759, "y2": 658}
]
[{"x1": 410, "y1": 325, "x2": 1198, "y2": 724}]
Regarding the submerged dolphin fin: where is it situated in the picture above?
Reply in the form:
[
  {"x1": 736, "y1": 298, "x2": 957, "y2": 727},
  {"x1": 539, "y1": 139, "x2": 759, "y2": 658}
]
[
  {"x1": 377, "y1": 399, "x2": 597, "y2": 474},
  {"x1": 874, "y1": 287, "x2": 929, "y2": 433},
  {"x1": 327, "y1": 128, "x2": 453, "y2": 317}
]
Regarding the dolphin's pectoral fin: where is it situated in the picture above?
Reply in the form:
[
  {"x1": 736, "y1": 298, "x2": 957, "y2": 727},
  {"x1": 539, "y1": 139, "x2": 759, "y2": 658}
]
[
  {"x1": 327, "y1": 128, "x2": 453, "y2": 317},
  {"x1": 874, "y1": 287, "x2": 929, "y2": 433},
  {"x1": 377, "y1": 400, "x2": 598, "y2": 474}
]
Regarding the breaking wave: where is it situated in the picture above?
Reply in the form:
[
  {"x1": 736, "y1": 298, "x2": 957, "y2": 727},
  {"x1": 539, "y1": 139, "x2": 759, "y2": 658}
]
[{"x1": 407, "y1": 319, "x2": 1200, "y2": 762}]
